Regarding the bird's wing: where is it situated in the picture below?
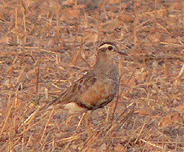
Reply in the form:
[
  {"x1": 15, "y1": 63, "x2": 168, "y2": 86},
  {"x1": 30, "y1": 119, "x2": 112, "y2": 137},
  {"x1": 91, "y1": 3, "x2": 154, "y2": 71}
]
[
  {"x1": 60, "y1": 70, "x2": 97, "y2": 103},
  {"x1": 41, "y1": 70, "x2": 97, "y2": 110}
]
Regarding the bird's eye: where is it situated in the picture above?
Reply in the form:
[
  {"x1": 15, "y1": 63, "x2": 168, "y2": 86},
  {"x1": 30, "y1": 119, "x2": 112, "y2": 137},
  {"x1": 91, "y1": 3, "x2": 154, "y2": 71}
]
[{"x1": 108, "y1": 46, "x2": 113, "y2": 50}]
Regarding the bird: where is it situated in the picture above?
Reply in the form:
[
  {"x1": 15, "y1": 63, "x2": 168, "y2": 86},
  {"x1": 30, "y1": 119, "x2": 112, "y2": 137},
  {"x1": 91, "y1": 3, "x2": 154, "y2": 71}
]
[{"x1": 41, "y1": 42, "x2": 127, "y2": 114}]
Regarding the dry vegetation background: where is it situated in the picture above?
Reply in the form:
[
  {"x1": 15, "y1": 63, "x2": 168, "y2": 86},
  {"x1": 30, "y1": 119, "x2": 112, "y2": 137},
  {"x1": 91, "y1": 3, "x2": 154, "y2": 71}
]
[{"x1": 0, "y1": 0, "x2": 184, "y2": 151}]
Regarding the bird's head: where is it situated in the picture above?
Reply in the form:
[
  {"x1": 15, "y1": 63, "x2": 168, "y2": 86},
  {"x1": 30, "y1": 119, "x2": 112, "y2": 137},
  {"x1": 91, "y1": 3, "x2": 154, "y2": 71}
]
[
  {"x1": 98, "y1": 42, "x2": 127, "y2": 56},
  {"x1": 97, "y1": 42, "x2": 127, "y2": 62}
]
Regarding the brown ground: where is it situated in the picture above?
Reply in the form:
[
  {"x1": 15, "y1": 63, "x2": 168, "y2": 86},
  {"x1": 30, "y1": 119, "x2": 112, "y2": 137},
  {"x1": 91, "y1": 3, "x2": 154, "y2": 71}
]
[{"x1": 0, "y1": 0, "x2": 184, "y2": 151}]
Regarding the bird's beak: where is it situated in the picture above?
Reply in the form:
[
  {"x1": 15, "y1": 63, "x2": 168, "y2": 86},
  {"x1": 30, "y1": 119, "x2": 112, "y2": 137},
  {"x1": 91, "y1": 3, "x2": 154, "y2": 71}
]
[{"x1": 117, "y1": 50, "x2": 128, "y2": 56}]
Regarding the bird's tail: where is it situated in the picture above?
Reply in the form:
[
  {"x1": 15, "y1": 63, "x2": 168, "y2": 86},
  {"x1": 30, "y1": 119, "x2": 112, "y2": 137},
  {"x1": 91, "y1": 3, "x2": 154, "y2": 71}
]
[{"x1": 39, "y1": 90, "x2": 67, "y2": 111}]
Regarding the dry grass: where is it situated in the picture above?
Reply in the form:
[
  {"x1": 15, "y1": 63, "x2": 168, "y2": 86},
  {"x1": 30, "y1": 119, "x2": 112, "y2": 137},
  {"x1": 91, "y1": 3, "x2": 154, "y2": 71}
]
[{"x1": 0, "y1": 0, "x2": 184, "y2": 151}]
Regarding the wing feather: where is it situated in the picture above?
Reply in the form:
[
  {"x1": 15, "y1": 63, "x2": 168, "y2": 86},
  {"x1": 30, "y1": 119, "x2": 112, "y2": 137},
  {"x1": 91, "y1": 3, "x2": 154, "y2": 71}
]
[{"x1": 41, "y1": 70, "x2": 97, "y2": 110}]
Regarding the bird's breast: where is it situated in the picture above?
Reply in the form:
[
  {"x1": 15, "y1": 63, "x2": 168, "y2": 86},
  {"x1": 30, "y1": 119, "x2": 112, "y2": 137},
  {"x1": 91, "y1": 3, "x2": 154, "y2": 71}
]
[{"x1": 79, "y1": 77, "x2": 119, "y2": 110}]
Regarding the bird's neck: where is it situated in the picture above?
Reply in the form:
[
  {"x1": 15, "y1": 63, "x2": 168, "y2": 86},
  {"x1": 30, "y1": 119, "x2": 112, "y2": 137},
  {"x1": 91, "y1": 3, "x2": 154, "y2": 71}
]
[
  {"x1": 93, "y1": 52, "x2": 118, "y2": 77},
  {"x1": 94, "y1": 52, "x2": 108, "y2": 66}
]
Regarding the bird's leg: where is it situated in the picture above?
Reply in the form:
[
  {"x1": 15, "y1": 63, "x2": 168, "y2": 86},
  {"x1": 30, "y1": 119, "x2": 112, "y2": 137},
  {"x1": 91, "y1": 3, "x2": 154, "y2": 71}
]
[
  {"x1": 75, "y1": 111, "x2": 92, "y2": 138},
  {"x1": 85, "y1": 111, "x2": 92, "y2": 137},
  {"x1": 65, "y1": 112, "x2": 88, "y2": 133}
]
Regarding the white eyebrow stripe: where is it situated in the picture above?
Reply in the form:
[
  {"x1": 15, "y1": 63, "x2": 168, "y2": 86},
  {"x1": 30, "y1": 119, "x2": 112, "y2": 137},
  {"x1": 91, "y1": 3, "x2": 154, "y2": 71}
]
[{"x1": 99, "y1": 44, "x2": 113, "y2": 49}]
